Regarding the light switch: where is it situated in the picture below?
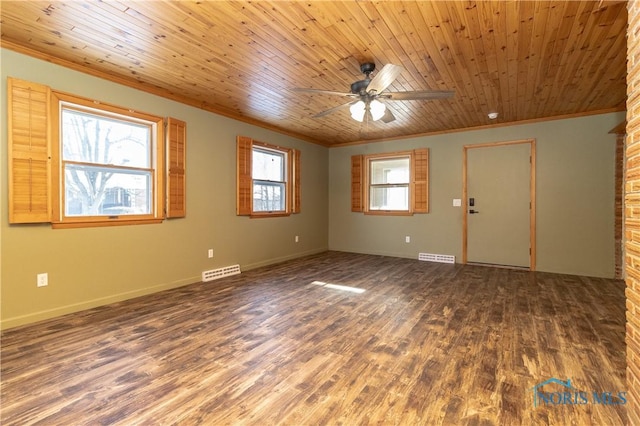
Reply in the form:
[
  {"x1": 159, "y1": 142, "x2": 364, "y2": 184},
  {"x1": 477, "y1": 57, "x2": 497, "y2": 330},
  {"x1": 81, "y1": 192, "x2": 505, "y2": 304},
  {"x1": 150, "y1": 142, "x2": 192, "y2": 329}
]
[{"x1": 453, "y1": 198, "x2": 462, "y2": 207}]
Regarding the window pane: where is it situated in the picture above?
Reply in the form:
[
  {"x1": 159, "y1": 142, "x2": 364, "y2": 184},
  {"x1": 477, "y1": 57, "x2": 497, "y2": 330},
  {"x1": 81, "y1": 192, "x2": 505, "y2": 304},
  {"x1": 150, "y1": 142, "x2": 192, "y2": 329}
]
[
  {"x1": 62, "y1": 108, "x2": 151, "y2": 168},
  {"x1": 370, "y1": 157, "x2": 409, "y2": 184},
  {"x1": 370, "y1": 186, "x2": 409, "y2": 210},
  {"x1": 64, "y1": 164, "x2": 151, "y2": 216},
  {"x1": 253, "y1": 148, "x2": 284, "y2": 181},
  {"x1": 253, "y1": 181, "x2": 285, "y2": 212}
]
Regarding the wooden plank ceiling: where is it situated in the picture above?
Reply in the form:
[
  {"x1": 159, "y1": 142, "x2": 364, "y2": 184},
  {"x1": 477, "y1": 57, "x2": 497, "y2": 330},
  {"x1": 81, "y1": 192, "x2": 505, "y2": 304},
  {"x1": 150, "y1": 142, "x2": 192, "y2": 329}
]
[{"x1": 0, "y1": 1, "x2": 628, "y2": 146}]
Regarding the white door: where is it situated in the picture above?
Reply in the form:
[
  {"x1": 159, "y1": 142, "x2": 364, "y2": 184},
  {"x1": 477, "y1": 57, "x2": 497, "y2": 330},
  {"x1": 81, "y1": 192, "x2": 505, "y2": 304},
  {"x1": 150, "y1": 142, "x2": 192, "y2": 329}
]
[{"x1": 466, "y1": 142, "x2": 532, "y2": 268}]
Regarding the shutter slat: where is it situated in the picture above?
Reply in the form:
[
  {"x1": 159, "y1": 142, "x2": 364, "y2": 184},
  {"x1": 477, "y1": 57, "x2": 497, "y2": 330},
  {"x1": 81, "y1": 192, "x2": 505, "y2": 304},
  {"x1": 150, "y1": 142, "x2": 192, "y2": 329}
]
[
  {"x1": 8, "y1": 78, "x2": 51, "y2": 223},
  {"x1": 412, "y1": 148, "x2": 429, "y2": 213},
  {"x1": 351, "y1": 155, "x2": 363, "y2": 212},
  {"x1": 166, "y1": 117, "x2": 187, "y2": 218},
  {"x1": 237, "y1": 136, "x2": 253, "y2": 215},
  {"x1": 292, "y1": 148, "x2": 301, "y2": 213}
]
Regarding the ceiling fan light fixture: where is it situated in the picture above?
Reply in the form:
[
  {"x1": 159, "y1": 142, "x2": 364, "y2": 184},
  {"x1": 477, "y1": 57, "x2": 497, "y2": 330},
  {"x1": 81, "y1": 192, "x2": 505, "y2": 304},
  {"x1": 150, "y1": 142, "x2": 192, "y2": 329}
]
[
  {"x1": 370, "y1": 99, "x2": 386, "y2": 121},
  {"x1": 350, "y1": 99, "x2": 387, "y2": 122},
  {"x1": 350, "y1": 100, "x2": 366, "y2": 122}
]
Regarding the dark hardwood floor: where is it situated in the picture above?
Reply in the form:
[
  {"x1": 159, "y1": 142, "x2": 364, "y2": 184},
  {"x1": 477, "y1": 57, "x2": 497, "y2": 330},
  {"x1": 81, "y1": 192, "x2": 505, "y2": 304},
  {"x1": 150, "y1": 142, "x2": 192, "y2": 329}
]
[{"x1": 0, "y1": 251, "x2": 627, "y2": 425}]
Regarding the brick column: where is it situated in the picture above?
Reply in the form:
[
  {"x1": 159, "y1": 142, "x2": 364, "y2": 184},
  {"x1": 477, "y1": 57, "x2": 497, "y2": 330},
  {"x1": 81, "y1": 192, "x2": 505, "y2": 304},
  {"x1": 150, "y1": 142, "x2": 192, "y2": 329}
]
[
  {"x1": 627, "y1": 2, "x2": 640, "y2": 424},
  {"x1": 617, "y1": 134, "x2": 625, "y2": 279}
]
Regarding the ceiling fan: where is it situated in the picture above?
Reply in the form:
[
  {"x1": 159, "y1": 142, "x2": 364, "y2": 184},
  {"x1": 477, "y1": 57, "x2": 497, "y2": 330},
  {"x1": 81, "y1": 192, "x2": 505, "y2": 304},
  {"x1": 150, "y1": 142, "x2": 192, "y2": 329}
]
[{"x1": 292, "y1": 62, "x2": 454, "y2": 123}]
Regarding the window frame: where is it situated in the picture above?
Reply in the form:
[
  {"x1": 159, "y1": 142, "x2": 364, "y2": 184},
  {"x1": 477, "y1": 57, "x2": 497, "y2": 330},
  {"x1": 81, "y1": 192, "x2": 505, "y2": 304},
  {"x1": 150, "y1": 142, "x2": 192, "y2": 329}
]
[
  {"x1": 252, "y1": 144, "x2": 287, "y2": 213},
  {"x1": 236, "y1": 136, "x2": 300, "y2": 218},
  {"x1": 51, "y1": 91, "x2": 165, "y2": 228},
  {"x1": 368, "y1": 155, "x2": 411, "y2": 212},
  {"x1": 352, "y1": 149, "x2": 429, "y2": 216}
]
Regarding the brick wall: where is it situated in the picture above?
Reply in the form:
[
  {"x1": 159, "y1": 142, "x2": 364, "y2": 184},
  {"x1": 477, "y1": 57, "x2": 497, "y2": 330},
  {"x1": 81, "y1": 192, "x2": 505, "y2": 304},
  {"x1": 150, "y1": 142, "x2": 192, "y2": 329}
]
[
  {"x1": 617, "y1": 134, "x2": 625, "y2": 279},
  {"x1": 627, "y1": 2, "x2": 640, "y2": 424}
]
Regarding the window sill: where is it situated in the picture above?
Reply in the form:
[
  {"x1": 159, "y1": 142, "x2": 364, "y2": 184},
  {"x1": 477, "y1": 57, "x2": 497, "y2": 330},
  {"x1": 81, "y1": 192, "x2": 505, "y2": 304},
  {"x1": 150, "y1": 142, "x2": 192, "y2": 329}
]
[
  {"x1": 52, "y1": 218, "x2": 164, "y2": 229},
  {"x1": 249, "y1": 212, "x2": 291, "y2": 218},
  {"x1": 364, "y1": 210, "x2": 414, "y2": 216}
]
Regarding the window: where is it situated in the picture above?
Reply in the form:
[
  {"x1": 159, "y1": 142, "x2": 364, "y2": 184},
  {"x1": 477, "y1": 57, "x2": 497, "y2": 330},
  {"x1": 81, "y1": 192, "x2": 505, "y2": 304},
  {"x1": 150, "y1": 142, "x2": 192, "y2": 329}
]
[
  {"x1": 51, "y1": 92, "x2": 164, "y2": 226},
  {"x1": 253, "y1": 146, "x2": 286, "y2": 212},
  {"x1": 369, "y1": 156, "x2": 410, "y2": 211},
  {"x1": 351, "y1": 149, "x2": 429, "y2": 215},
  {"x1": 59, "y1": 105, "x2": 155, "y2": 218},
  {"x1": 7, "y1": 78, "x2": 186, "y2": 227},
  {"x1": 237, "y1": 136, "x2": 300, "y2": 217}
]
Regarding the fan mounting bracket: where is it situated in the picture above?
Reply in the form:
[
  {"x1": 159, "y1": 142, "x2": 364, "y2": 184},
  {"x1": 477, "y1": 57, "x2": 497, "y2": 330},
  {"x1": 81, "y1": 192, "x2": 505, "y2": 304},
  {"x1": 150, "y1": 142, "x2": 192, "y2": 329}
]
[
  {"x1": 351, "y1": 79, "x2": 370, "y2": 95},
  {"x1": 360, "y1": 62, "x2": 376, "y2": 76}
]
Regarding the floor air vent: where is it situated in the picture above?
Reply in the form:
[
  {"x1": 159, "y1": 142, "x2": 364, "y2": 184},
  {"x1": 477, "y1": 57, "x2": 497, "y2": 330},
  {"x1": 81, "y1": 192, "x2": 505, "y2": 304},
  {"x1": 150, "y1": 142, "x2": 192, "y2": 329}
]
[
  {"x1": 418, "y1": 253, "x2": 455, "y2": 264},
  {"x1": 202, "y1": 264, "x2": 241, "y2": 282}
]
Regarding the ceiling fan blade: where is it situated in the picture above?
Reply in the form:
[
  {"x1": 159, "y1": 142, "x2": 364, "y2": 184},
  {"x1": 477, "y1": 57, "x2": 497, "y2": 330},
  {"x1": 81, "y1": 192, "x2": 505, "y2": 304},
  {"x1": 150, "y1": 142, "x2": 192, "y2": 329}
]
[
  {"x1": 383, "y1": 90, "x2": 455, "y2": 101},
  {"x1": 366, "y1": 64, "x2": 404, "y2": 94},
  {"x1": 291, "y1": 88, "x2": 355, "y2": 97},
  {"x1": 380, "y1": 108, "x2": 396, "y2": 123},
  {"x1": 313, "y1": 100, "x2": 356, "y2": 118}
]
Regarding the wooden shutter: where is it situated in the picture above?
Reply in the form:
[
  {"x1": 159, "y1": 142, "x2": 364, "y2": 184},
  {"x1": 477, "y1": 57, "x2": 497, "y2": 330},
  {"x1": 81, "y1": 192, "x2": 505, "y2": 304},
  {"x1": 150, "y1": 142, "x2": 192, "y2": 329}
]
[
  {"x1": 8, "y1": 78, "x2": 51, "y2": 223},
  {"x1": 412, "y1": 148, "x2": 429, "y2": 213},
  {"x1": 237, "y1": 136, "x2": 253, "y2": 215},
  {"x1": 166, "y1": 117, "x2": 187, "y2": 218},
  {"x1": 351, "y1": 155, "x2": 364, "y2": 212},
  {"x1": 291, "y1": 148, "x2": 301, "y2": 213}
]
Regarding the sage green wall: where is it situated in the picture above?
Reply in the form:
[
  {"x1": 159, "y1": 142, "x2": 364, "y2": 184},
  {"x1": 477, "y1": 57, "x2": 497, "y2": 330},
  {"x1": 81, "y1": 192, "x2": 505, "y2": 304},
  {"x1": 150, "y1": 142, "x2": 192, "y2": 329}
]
[
  {"x1": 1, "y1": 49, "x2": 329, "y2": 329},
  {"x1": 328, "y1": 112, "x2": 624, "y2": 279},
  {"x1": 0, "y1": 48, "x2": 623, "y2": 329}
]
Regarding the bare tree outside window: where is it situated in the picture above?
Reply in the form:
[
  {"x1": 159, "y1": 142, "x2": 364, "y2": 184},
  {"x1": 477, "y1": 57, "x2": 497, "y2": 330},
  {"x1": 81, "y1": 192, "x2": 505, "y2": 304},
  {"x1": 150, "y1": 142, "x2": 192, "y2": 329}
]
[
  {"x1": 252, "y1": 147, "x2": 286, "y2": 212},
  {"x1": 61, "y1": 108, "x2": 152, "y2": 216}
]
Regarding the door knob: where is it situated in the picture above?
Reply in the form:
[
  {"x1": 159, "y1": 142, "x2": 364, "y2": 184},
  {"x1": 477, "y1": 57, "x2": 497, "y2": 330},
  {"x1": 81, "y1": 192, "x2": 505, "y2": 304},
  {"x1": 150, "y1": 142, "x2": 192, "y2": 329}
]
[{"x1": 469, "y1": 209, "x2": 479, "y2": 214}]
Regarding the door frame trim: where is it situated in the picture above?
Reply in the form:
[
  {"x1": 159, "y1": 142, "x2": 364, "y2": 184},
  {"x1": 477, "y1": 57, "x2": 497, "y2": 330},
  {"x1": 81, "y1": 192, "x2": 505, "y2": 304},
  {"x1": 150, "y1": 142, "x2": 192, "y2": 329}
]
[{"x1": 462, "y1": 138, "x2": 536, "y2": 270}]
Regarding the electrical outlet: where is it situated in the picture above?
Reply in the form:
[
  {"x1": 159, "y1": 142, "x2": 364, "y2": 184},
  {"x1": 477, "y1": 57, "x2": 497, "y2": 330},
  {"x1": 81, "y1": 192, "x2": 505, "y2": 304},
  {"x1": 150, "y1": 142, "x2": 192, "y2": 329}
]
[
  {"x1": 37, "y1": 273, "x2": 48, "y2": 287},
  {"x1": 208, "y1": 249, "x2": 214, "y2": 258},
  {"x1": 405, "y1": 236, "x2": 411, "y2": 243},
  {"x1": 295, "y1": 235, "x2": 299, "y2": 243}
]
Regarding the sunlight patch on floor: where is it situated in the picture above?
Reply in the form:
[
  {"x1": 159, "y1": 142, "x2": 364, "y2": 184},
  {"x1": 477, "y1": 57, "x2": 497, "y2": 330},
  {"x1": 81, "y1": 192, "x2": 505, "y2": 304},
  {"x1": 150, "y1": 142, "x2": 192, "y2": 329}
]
[{"x1": 311, "y1": 281, "x2": 366, "y2": 294}]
